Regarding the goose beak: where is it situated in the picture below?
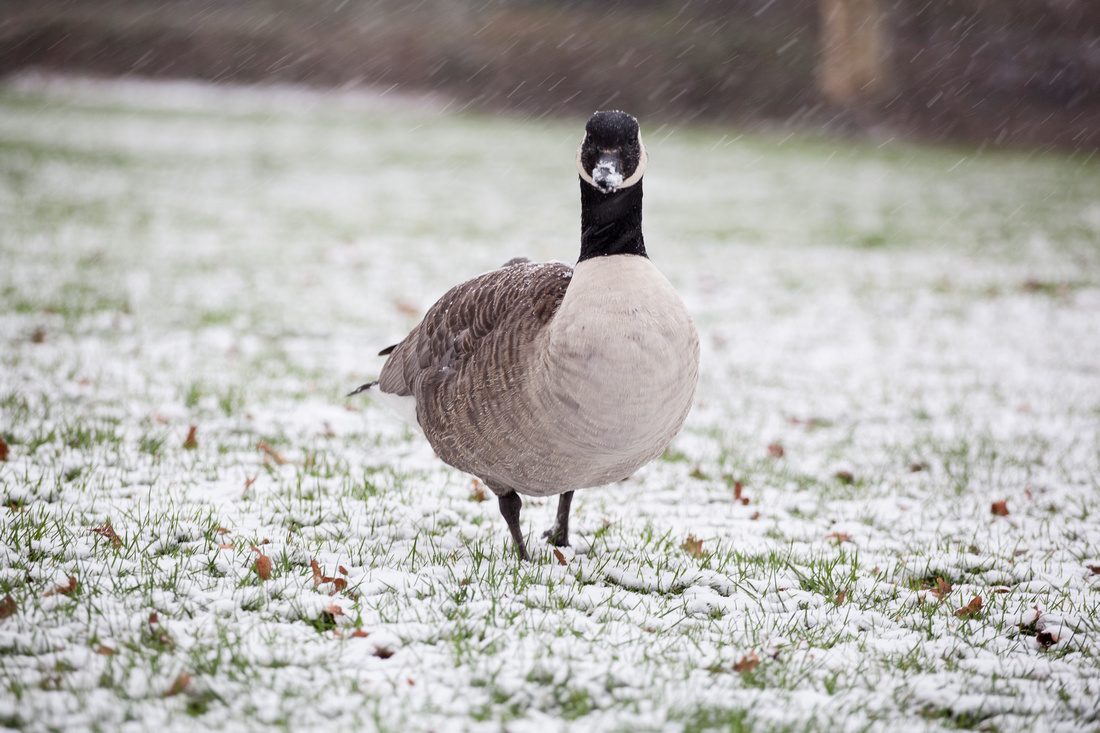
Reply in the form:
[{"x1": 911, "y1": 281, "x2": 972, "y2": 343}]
[{"x1": 592, "y1": 150, "x2": 624, "y2": 193}]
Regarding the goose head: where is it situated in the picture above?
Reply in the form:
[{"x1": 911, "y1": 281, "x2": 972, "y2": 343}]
[{"x1": 576, "y1": 110, "x2": 648, "y2": 195}]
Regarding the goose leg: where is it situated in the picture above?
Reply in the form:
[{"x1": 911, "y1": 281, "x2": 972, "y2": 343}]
[
  {"x1": 542, "y1": 490, "x2": 574, "y2": 547},
  {"x1": 497, "y1": 490, "x2": 529, "y2": 561}
]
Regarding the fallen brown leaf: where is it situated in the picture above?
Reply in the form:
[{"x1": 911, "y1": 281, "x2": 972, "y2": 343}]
[
  {"x1": 1086, "y1": 564, "x2": 1100, "y2": 576},
  {"x1": 836, "y1": 589, "x2": 847, "y2": 605},
  {"x1": 834, "y1": 470, "x2": 854, "y2": 484},
  {"x1": 469, "y1": 480, "x2": 487, "y2": 502},
  {"x1": 165, "y1": 671, "x2": 190, "y2": 697},
  {"x1": 257, "y1": 441, "x2": 287, "y2": 465},
  {"x1": 749, "y1": 511, "x2": 760, "y2": 520},
  {"x1": 338, "y1": 565, "x2": 348, "y2": 576},
  {"x1": 183, "y1": 426, "x2": 198, "y2": 450},
  {"x1": 1036, "y1": 630, "x2": 1058, "y2": 648},
  {"x1": 931, "y1": 577, "x2": 953, "y2": 601},
  {"x1": 394, "y1": 300, "x2": 419, "y2": 317},
  {"x1": 0, "y1": 436, "x2": 8, "y2": 462},
  {"x1": 689, "y1": 466, "x2": 708, "y2": 480},
  {"x1": 351, "y1": 628, "x2": 370, "y2": 638},
  {"x1": 332, "y1": 578, "x2": 347, "y2": 593},
  {"x1": 955, "y1": 595, "x2": 983, "y2": 619},
  {"x1": 0, "y1": 595, "x2": 16, "y2": 619},
  {"x1": 682, "y1": 534, "x2": 708, "y2": 559},
  {"x1": 94, "y1": 644, "x2": 116, "y2": 656},
  {"x1": 826, "y1": 532, "x2": 852, "y2": 545},
  {"x1": 44, "y1": 577, "x2": 77, "y2": 597},
  {"x1": 373, "y1": 646, "x2": 394, "y2": 659},
  {"x1": 254, "y1": 554, "x2": 272, "y2": 581},
  {"x1": 991, "y1": 500, "x2": 1009, "y2": 517},
  {"x1": 733, "y1": 651, "x2": 760, "y2": 674},
  {"x1": 217, "y1": 543, "x2": 233, "y2": 550},
  {"x1": 767, "y1": 443, "x2": 785, "y2": 458},
  {"x1": 553, "y1": 549, "x2": 567, "y2": 566},
  {"x1": 325, "y1": 604, "x2": 344, "y2": 617},
  {"x1": 91, "y1": 521, "x2": 123, "y2": 549},
  {"x1": 732, "y1": 481, "x2": 749, "y2": 505}
]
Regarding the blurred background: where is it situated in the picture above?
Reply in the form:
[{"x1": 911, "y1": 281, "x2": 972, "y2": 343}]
[{"x1": 2, "y1": 0, "x2": 1098, "y2": 153}]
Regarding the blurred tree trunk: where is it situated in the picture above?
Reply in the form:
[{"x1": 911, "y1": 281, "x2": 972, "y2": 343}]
[{"x1": 818, "y1": 0, "x2": 885, "y2": 104}]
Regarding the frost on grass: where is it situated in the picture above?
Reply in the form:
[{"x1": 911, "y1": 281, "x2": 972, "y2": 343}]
[{"x1": 1, "y1": 75, "x2": 1100, "y2": 732}]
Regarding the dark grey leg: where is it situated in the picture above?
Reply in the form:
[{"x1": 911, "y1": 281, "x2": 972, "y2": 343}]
[
  {"x1": 542, "y1": 490, "x2": 574, "y2": 547},
  {"x1": 497, "y1": 491, "x2": 529, "y2": 561}
]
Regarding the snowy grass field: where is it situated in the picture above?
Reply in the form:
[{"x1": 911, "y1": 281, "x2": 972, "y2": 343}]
[{"x1": 1, "y1": 74, "x2": 1099, "y2": 732}]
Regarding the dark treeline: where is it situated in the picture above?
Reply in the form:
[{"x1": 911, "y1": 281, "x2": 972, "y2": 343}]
[{"x1": 1, "y1": 0, "x2": 1097, "y2": 151}]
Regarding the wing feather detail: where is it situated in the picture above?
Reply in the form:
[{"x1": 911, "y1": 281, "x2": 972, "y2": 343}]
[{"x1": 376, "y1": 261, "x2": 573, "y2": 403}]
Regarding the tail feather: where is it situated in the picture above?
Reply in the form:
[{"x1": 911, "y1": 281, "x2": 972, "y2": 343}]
[{"x1": 347, "y1": 380, "x2": 378, "y2": 397}]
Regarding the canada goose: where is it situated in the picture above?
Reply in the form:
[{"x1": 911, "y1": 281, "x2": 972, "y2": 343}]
[{"x1": 350, "y1": 110, "x2": 699, "y2": 561}]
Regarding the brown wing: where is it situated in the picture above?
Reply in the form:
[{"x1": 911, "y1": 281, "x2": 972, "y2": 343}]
[{"x1": 376, "y1": 260, "x2": 572, "y2": 402}]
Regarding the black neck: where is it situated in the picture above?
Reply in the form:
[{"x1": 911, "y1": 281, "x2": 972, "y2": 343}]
[{"x1": 578, "y1": 179, "x2": 646, "y2": 262}]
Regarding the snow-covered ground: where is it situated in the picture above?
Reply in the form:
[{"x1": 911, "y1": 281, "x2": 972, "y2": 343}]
[{"x1": 1, "y1": 74, "x2": 1098, "y2": 732}]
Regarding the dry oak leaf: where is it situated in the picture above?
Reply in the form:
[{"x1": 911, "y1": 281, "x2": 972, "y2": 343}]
[
  {"x1": 44, "y1": 577, "x2": 77, "y2": 597},
  {"x1": 1036, "y1": 630, "x2": 1059, "y2": 648},
  {"x1": 257, "y1": 441, "x2": 287, "y2": 465},
  {"x1": 733, "y1": 651, "x2": 761, "y2": 674},
  {"x1": 165, "y1": 671, "x2": 190, "y2": 697},
  {"x1": 955, "y1": 596, "x2": 983, "y2": 619},
  {"x1": 682, "y1": 535, "x2": 708, "y2": 559},
  {"x1": 991, "y1": 501, "x2": 1009, "y2": 517},
  {"x1": 183, "y1": 426, "x2": 198, "y2": 450},
  {"x1": 0, "y1": 595, "x2": 16, "y2": 619},
  {"x1": 252, "y1": 548, "x2": 272, "y2": 581},
  {"x1": 931, "y1": 577, "x2": 953, "y2": 601},
  {"x1": 91, "y1": 521, "x2": 123, "y2": 549}
]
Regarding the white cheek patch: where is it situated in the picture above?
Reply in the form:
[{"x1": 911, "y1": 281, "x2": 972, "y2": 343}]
[{"x1": 576, "y1": 131, "x2": 648, "y2": 190}]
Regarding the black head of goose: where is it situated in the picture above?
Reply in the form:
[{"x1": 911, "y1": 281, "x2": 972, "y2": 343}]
[{"x1": 350, "y1": 110, "x2": 700, "y2": 561}]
